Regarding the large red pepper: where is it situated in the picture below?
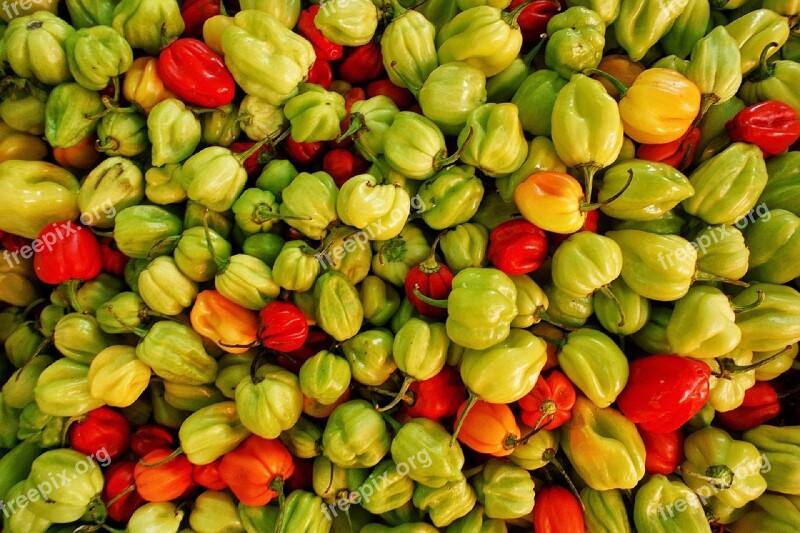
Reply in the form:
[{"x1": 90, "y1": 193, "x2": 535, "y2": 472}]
[
  {"x1": 404, "y1": 238, "x2": 454, "y2": 320},
  {"x1": 33, "y1": 220, "x2": 103, "y2": 286},
  {"x1": 518, "y1": 370, "x2": 576, "y2": 431},
  {"x1": 639, "y1": 426, "x2": 684, "y2": 475},
  {"x1": 258, "y1": 301, "x2": 309, "y2": 353},
  {"x1": 402, "y1": 365, "x2": 466, "y2": 421},
  {"x1": 102, "y1": 461, "x2": 145, "y2": 523},
  {"x1": 726, "y1": 100, "x2": 800, "y2": 157},
  {"x1": 637, "y1": 126, "x2": 701, "y2": 171},
  {"x1": 180, "y1": 0, "x2": 221, "y2": 39},
  {"x1": 297, "y1": 5, "x2": 343, "y2": 61},
  {"x1": 533, "y1": 485, "x2": 585, "y2": 533},
  {"x1": 157, "y1": 38, "x2": 236, "y2": 108},
  {"x1": 339, "y1": 42, "x2": 385, "y2": 84},
  {"x1": 323, "y1": 148, "x2": 370, "y2": 187},
  {"x1": 68, "y1": 407, "x2": 131, "y2": 461},
  {"x1": 219, "y1": 435, "x2": 295, "y2": 507},
  {"x1": 717, "y1": 381, "x2": 781, "y2": 431},
  {"x1": 616, "y1": 354, "x2": 712, "y2": 433},
  {"x1": 509, "y1": 0, "x2": 562, "y2": 43},
  {"x1": 487, "y1": 219, "x2": 548, "y2": 275}
]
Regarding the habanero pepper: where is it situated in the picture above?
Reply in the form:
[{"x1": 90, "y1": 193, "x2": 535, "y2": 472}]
[
  {"x1": 322, "y1": 149, "x2": 370, "y2": 188},
  {"x1": 297, "y1": 5, "x2": 343, "y2": 61},
  {"x1": 510, "y1": 0, "x2": 562, "y2": 43},
  {"x1": 98, "y1": 238, "x2": 129, "y2": 277},
  {"x1": 190, "y1": 290, "x2": 259, "y2": 354},
  {"x1": 193, "y1": 458, "x2": 227, "y2": 491},
  {"x1": 455, "y1": 399, "x2": 521, "y2": 457},
  {"x1": 157, "y1": 38, "x2": 236, "y2": 108},
  {"x1": 717, "y1": 381, "x2": 781, "y2": 432},
  {"x1": 638, "y1": 426, "x2": 684, "y2": 475},
  {"x1": 307, "y1": 57, "x2": 333, "y2": 90},
  {"x1": 487, "y1": 219, "x2": 548, "y2": 276},
  {"x1": 68, "y1": 407, "x2": 131, "y2": 461},
  {"x1": 257, "y1": 300, "x2": 309, "y2": 353},
  {"x1": 637, "y1": 126, "x2": 701, "y2": 172},
  {"x1": 230, "y1": 141, "x2": 274, "y2": 177},
  {"x1": 102, "y1": 460, "x2": 145, "y2": 522},
  {"x1": 219, "y1": 435, "x2": 295, "y2": 507},
  {"x1": 339, "y1": 41, "x2": 385, "y2": 84},
  {"x1": 726, "y1": 100, "x2": 800, "y2": 157},
  {"x1": 285, "y1": 137, "x2": 325, "y2": 165},
  {"x1": 405, "y1": 238, "x2": 454, "y2": 320},
  {"x1": 131, "y1": 424, "x2": 175, "y2": 458},
  {"x1": 533, "y1": 485, "x2": 586, "y2": 533},
  {"x1": 367, "y1": 79, "x2": 417, "y2": 110},
  {"x1": 180, "y1": 0, "x2": 221, "y2": 39},
  {"x1": 402, "y1": 365, "x2": 466, "y2": 422},
  {"x1": 518, "y1": 369, "x2": 576, "y2": 431},
  {"x1": 134, "y1": 448, "x2": 194, "y2": 502}
]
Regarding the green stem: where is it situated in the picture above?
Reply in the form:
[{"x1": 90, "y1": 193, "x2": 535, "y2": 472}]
[
  {"x1": 694, "y1": 271, "x2": 750, "y2": 287},
  {"x1": 462, "y1": 464, "x2": 485, "y2": 478},
  {"x1": 375, "y1": 376, "x2": 415, "y2": 412},
  {"x1": 599, "y1": 285, "x2": 625, "y2": 328},
  {"x1": 451, "y1": 391, "x2": 478, "y2": 445},
  {"x1": 64, "y1": 279, "x2": 85, "y2": 315},
  {"x1": 582, "y1": 68, "x2": 628, "y2": 98},
  {"x1": 271, "y1": 477, "x2": 286, "y2": 533},
  {"x1": 202, "y1": 208, "x2": 229, "y2": 272},
  {"x1": 543, "y1": 449, "x2": 585, "y2": 513},
  {"x1": 730, "y1": 290, "x2": 764, "y2": 313},
  {"x1": 435, "y1": 127, "x2": 474, "y2": 169},
  {"x1": 22, "y1": 298, "x2": 45, "y2": 319},
  {"x1": 749, "y1": 42, "x2": 779, "y2": 82},
  {"x1": 522, "y1": 35, "x2": 548, "y2": 67},
  {"x1": 138, "y1": 447, "x2": 183, "y2": 467},
  {"x1": 387, "y1": 61, "x2": 420, "y2": 97},
  {"x1": 337, "y1": 112, "x2": 366, "y2": 143},
  {"x1": 381, "y1": 411, "x2": 404, "y2": 433},
  {"x1": 502, "y1": 0, "x2": 534, "y2": 27},
  {"x1": 103, "y1": 305, "x2": 149, "y2": 338},
  {"x1": 715, "y1": 345, "x2": 793, "y2": 377},
  {"x1": 412, "y1": 286, "x2": 449, "y2": 309},
  {"x1": 582, "y1": 168, "x2": 634, "y2": 211}
]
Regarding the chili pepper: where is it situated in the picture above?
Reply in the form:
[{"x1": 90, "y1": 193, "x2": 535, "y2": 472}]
[
  {"x1": 235, "y1": 362, "x2": 303, "y2": 438},
  {"x1": 78, "y1": 157, "x2": 145, "y2": 229},
  {"x1": 307, "y1": 57, "x2": 333, "y2": 90},
  {"x1": 581, "y1": 487, "x2": 632, "y2": 533},
  {"x1": 134, "y1": 448, "x2": 194, "y2": 502},
  {"x1": 188, "y1": 490, "x2": 243, "y2": 531},
  {"x1": 111, "y1": 0, "x2": 185, "y2": 56},
  {"x1": 533, "y1": 485, "x2": 585, "y2": 533},
  {"x1": 404, "y1": 241, "x2": 454, "y2": 320},
  {"x1": 412, "y1": 475, "x2": 476, "y2": 527},
  {"x1": 613, "y1": 0, "x2": 689, "y2": 61},
  {"x1": 717, "y1": 382, "x2": 781, "y2": 431},
  {"x1": 337, "y1": 173, "x2": 411, "y2": 240},
  {"x1": 193, "y1": 458, "x2": 227, "y2": 491},
  {"x1": 733, "y1": 283, "x2": 800, "y2": 352},
  {"x1": 178, "y1": 401, "x2": 250, "y2": 466},
  {"x1": 727, "y1": 100, "x2": 800, "y2": 157},
  {"x1": 458, "y1": 102, "x2": 528, "y2": 177},
  {"x1": 725, "y1": 8, "x2": 791, "y2": 75},
  {"x1": 299, "y1": 350, "x2": 351, "y2": 406},
  {"x1": 742, "y1": 424, "x2": 800, "y2": 497},
  {"x1": 518, "y1": 370, "x2": 575, "y2": 431},
  {"x1": 454, "y1": 400, "x2": 520, "y2": 457},
  {"x1": 32, "y1": 220, "x2": 102, "y2": 290},
  {"x1": 510, "y1": 0, "x2": 561, "y2": 42},
  {"x1": 122, "y1": 56, "x2": 175, "y2": 114},
  {"x1": 285, "y1": 138, "x2": 325, "y2": 165},
  {"x1": 97, "y1": 238, "x2": 128, "y2": 278},
  {"x1": 68, "y1": 407, "x2": 130, "y2": 460},
  {"x1": 367, "y1": 79, "x2": 417, "y2": 110},
  {"x1": 340, "y1": 42, "x2": 384, "y2": 84},
  {"x1": 323, "y1": 149, "x2": 369, "y2": 188},
  {"x1": 557, "y1": 328, "x2": 629, "y2": 408},
  {"x1": 180, "y1": 0, "x2": 220, "y2": 39},
  {"x1": 340, "y1": 329, "x2": 395, "y2": 387},
  {"x1": 400, "y1": 365, "x2": 465, "y2": 422},
  {"x1": 637, "y1": 127, "x2": 701, "y2": 172},
  {"x1": 103, "y1": 460, "x2": 145, "y2": 522},
  {"x1": 137, "y1": 320, "x2": 218, "y2": 385},
  {"x1": 297, "y1": 5, "x2": 343, "y2": 61},
  {"x1": 3, "y1": 12, "x2": 74, "y2": 85},
  {"x1": 734, "y1": 493, "x2": 800, "y2": 531},
  {"x1": 639, "y1": 426, "x2": 684, "y2": 475},
  {"x1": 66, "y1": 25, "x2": 133, "y2": 91},
  {"x1": 633, "y1": 475, "x2": 711, "y2": 532},
  {"x1": 127, "y1": 502, "x2": 185, "y2": 531},
  {"x1": 472, "y1": 459, "x2": 536, "y2": 520},
  {"x1": 130, "y1": 424, "x2": 175, "y2": 458},
  {"x1": 313, "y1": 0, "x2": 377, "y2": 46},
  {"x1": 322, "y1": 399, "x2": 390, "y2": 468},
  {"x1": 190, "y1": 290, "x2": 259, "y2": 354},
  {"x1": 545, "y1": 6, "x2": 605, "y2": 80}
]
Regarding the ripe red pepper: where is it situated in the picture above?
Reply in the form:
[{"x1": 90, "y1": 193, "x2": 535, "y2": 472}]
[
  {"x1": 617, "y1": 354, "x2": 712, "y2": 433},
  {"x1": 297, "y1": 5, "x2": 343, "y2": 61},
  {"x1": 0, "y1": 232, "x2": 31, "y2": 254},
  {"x1": 716, "y1": 381, "x2": 781, "y2": 431},
  {"x1": 99, "y1": 238, "x2": 129, "y2": 277},
  {"x1": 726, "y1": 100, "x2": 800, "y2": 157},
  {"x1": 134, "y1": 448, "x2": 194, "y2": 502},
  {"x1": 533, "y1": 485, "x2": 585, "y2": 533},
  {"x1": 219, "y1": 435, "x2": 295, "y2": 507},
  {"x1": 285, "y1": 137, "x2": 325, "y2": 165},
  {"x1": 33, "y1": 221, "x2": 102, "y2": 285},
  {"x1": 68, "y1": 407, "x2": 131, "y2": 460},
  {"x1": 230, "y1": 141, "x2": 274, "y2": 176},
  {"x1": 510, "y1": 0, "x2": 562, "y2": 43},
  {"x1": 638, "y1": 126, "x2": 701, "y2": 171},
  {"x1": 404, "y1": 240, "x2": 454, "y2": 320},
  {"x1": 339, "y1": 42, "x2": 385, "y2": 84},
  {"x1": 258, "y1": 301, "x2": 309, "y2": 353},
  {"x1": 487, "y1": 219, "x2": 548, "y2": 275},
  {"x1": 343, "y1": 87, "x2": 367, "y2": 111},
  {"x1": 402, "y1": 365, "x2": 466, "y2": 421},
  {"x1": 518, "y1": 370, "x2": 576, "y2": 430},
  {"x1": 367, "y1": 79, "x2": 416, "y2": 110},
  {"x1": 547, "y1": 209, "x2": 599, "y2": 248},
  {"x1": 192, "y1": 458, "x2": 227, "y2": 491},
  {"x1": 323, "y1": 149, "x2": 370, "y2": 187},
  {"x1": 130, "y1": 424, "x2": 175, "y2": 458},
  {"x1": 180, "y1": 0, "x2": 221, "y2": 39},
  {"x1": 307, "y1": 57, "x2": 334, "y2": 90},
  {"x1": 102, "y1": 461, "x2": 145, "y2": 523},
  {"x1": 157, "y1": 38, "x2": 236, "y2": 108},
  {"x1": 639, "y1": 426, "x2": 684, "y2": 475}
]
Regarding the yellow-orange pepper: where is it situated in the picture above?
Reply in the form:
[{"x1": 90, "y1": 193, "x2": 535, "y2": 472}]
[
  {"x1": 122, "y1": 57, "x2": 176, "y2": 114},
  {"x1": 0, "y1": 121, "x2": 48, "y2": 163},
  {"x1": 594, "y1": 55, "x2": 647, "y2": 99},
  {"x1": 190, "y1": 290, "x2": 259, "y2": 354},
  {"x1": 202, "y1": 15, "x2": 235, "y2": 56},
  {"x1": 514, "y1": 171, "x2": 588, "y2": 234}
]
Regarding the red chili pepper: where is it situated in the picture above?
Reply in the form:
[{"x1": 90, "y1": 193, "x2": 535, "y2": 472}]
[
  {"x1": 518, "y1": 370, "x2": 576, "y2": 430},
  {"x1": 134, "y1": 448, "x2": 194, "y2": 502},
  {"x1": 157, "y1": 38, "x2": 236, "y2": 108},
  {"x1": 343, "y1": 87, "x2": 367, "y2": 112},
  {"x1": 726, "y1": 100, "x2": 800, "y2": 157},
  {"x1": 102, "y1": 461, "x2": 145, "y2": 523},
  {"x1": 487, "y1": 219, "x2": 548, "y2": 275},
  {"x1": 230, "y1": 141, "x2": 274, "y2": 176},
  {"x1": 285, "y1": 137, "x2": 325, "y2": 165},
  {"x1": 533, "y1": 485, "x2": 585, "y2": 533},
  {"x1": 219, "y1": 435, "x2": 295, "y2": 507},
  {"x1": 307, "y1": 57, "x2": 334, "y2": 90},
  {"x1": 404, "y1": 239, "x2": 454, "y2": 320},
  {"x1": 367, "y1": 79, "x2": 416, "y2": 110},
  {"x1": 339, "y1": 42, "x2": 385, "y2": 84},
  {"x1": 68, "y1": 407, "x2": 131, "y2": 460},
  {"x1": 638, "y1": 126, "x2": 701, "y2": 171},
  {"x1": 616, "y1": 354, "x2": 712, "y2": 433},
  {"x1": 639, "y1": 426, "x2": 684, "y2": 475},
  {"x1": 99, "y1": 238, "x2": 129, "y2": 277},
  {"x1": 192, "y1": 458, "x2": 227, "y2": 491},
  {"x1": 509, "y1": 0, "x2": 561, "y2": 43},
  {"x1": 547, "y1": 209, "x2": 599, "y2": 248},
  {"x1": 716, "y1": 381, "x2": 781, "y2": 431},
  {"x1": 258, "y1": 301, "x2": 309, "y2": 353},
  {"x1": 32, "y1": 221, "x2": 103, "y2": 285},
  {"x1": 0, "y1": 232, "x2": 31, "y2": 253},
  {"x1": 180, "y1": 0, "x2": 221, "y2": 39},
  {"x1": 297, "y1": 5, "x2": 344, "y2": 61},
  {"x1": 323, "y1": 149, "x2": 370, "y2": 187},
  {"x1": 402, "y1": 365, "x2": 466, "y2": 421},
  {"x1": 130, "y1": 424, "x2": 175, "y2": 458}
]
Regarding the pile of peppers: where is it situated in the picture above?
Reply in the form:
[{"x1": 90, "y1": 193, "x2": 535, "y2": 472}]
[{"x1": 2, "y1": 0, "x2": 800, "y2": 531}]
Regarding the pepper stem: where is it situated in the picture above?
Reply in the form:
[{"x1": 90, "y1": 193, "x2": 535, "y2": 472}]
[
  {"x1": 694, "y1": 271, "x2": 750, "y2": 287},
  {"x1": 749, "y1": 42, "x2": 780, "y2": 82},
  {"x1": 412, "y1": 286, "x2": 449, "y2": 309},
  {"x1": 202, "y1": 208, "x2": 229, "y2": 273},
  {"x1": 234, "y1": 134, "x2": 273, "y2": 165},
  {"x1": 64, "y1": 279, "x2": 86, "y2": 315},
  {"x1": 388, "y1": 61, "x2": 421, "y2": 97},
  {"x1": 599, "y1": 285, "x2": 626, "y2": 328},
  {"x1": 138, "y1": 447, "x2": 184, "y2": 467},
  {"x1": 730, "y1": 290, "x2": 765, "y2": 313},
  {"x1": 502, "y1": 0, "x2": 535, "y2": 28},
  {"x1": 535, "y1": 308, "x2": 575, "y2": 332},
  {"x1": 715, "y1": 345, "x2": 793, "y2": 377},
  {"x1": 679, "y1": 465, "x2": 734, "y2": 490},
  {"x1": 542, "y1": 448, "x2": 585, "y2": 513},
  {"x1": 582, "y1": 68, "x2": 629, "y2": 98},
  {"x1": 104, "y1": 483, "x2": 136, "y2": 510},
  {"x1": 271, "y1": 477, "x2": 286, "y2": 533},
  {"x1": 694, "y1": 94, "x2": 719, "y2": 126},
  {"x1": 522, "y1": 35, "x2": 548, "y2": 67},
  {"x1": 462, "y1": 464, "x2": 485, "y2": 478},
  {"x1": 104, "y1": 305, "x2": 150, "y2": 338},
  {"x1": 380, "y1": 411, "x2": 404, "y2": 433},
  {"x1": 512, "y1": 411, "x2": 554, "y2": 447},
  {"x1": 337, "y1": 112, "x2": 366, "y2": 143},
  {"x1": 582, "y1": 168, "x2": 634, "y2": 211},
  {"x1": 435, "y1": 127, "x2": 474, "y2": 170},
  {"x1": 580, "y1": 165, "x2": 600, "y2": 201},
  {"x1": 418, "y1": 232, "x2": 446, "y2": 273},
  {"x1": 451, "y1": 392, "x2": 478, "y2": 445},
  {"x1": 375, "y1": 376, "x2": 415, "y2": 412}
]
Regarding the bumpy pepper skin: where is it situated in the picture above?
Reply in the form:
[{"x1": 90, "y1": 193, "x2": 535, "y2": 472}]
[
  {"x1": 581, "y1": 487, "x2": 633, "y2": 533},
  {"x1": 733, "y1": 284, "x2": 800, "y2": 352},
  {"x1": 235, "y1": 364, "x2": 302, "y2": 439},
  {"x1": 148, "y1": 99, "x2": 201, "y2": 166},
  {"x1": 34, "y1": 358, "x2": 103, "y2": 417},
  {"x1": 511, "y1": 70, "x2": 568, "y2": 138},
  {"x1": 633, "y1": 475, "x2": 712, "y2": 533},
  {"x1": 381, "y1": 7, "x2": 437, "y2": 90},
  {"x1": 741, "y1": 425, "x2": 800, "y2": 495},
  {"x1": 391, "y1": 418, "x2": 464, "y2": 488},
  {"x1": 666, "y1": 286, "x2": 741, "y2": 358},
  {"x1": 112, "y1": 0, "x2": 184, "y2": 55},
  {"x1": 178, "y1": 146, "x2": 249, "y2": 212},
  {"x1": 759, "y1": 152, "x2": 800, "y2": 215},
  {"x1": 97, "y1": 111, "x2": 148, "y2": 157},
  {"x1": 113, "y1": 205, "x2": 183, "y2": 260},
  {"x1": 725, "y1": 8, "x2": 790, "y2": 75},
  {"x1": 732, "y1": 493, "x2": 800, "y2": 532},
  {"x1": 594, "y1": 278, "x2": 651, "y2": 335},
  {"x1": 473, "y1": 459, "x2": 535, "y2": 520},
  {"x1": 65, "y1": 25, "x2": 133, "y2": 91},
  {"x1": 544, "y1": 7, "x2": 605, "y2": 79},
  {"x1": 280, "y1": 171, "x2": 339, "y2": 240},
  {"x1": 418, "y1": 61, "x2": 487, "y2": 136},
  {"x1": 88, "y1": 345, "x2": 150, "y2": 407},
  {"x1": 122, "y1": 56, "x2": 176, "y2": 114},
  {"x1": 685, "y1": 25, "x2": 742, "y2": 110},
  {"x1": 215, "y1": 254, "x2": 280, "y2": 311},
  {"x1": 561, "y1": 396, "x2": 646, "y2": 491},
  {"x1": 383, "y1": 111, "x2": 453, "y2": 181},
  {"x1": 136, "y1": 320, "x2": 218, "y2": 385},
  {"x1": 457, "y1": 103, "x2": 527, "y2": 177},
  {"x1": 394, "y1": 318, "x2": 448, "y2": 383},
  {"x1": 313, "y1": 0, "x2": 377, "y2": 46},
  {"x1": 741, "y1": 59, "x2": 800, "y2": 116},
  {"x1": 660, "y1": 0, "x2": 711, "y2": 59},
  {"x1": 53, "y1": 313, "x2": 114, "y2": 365},
  {"x1": 299, "y1": 350, "x2": 351, "y2": 406},
  {"x1": 690, "y1": 224, "x2": 749, "y2": 280},
  {"x1": 78, "y1": 157, "x2": 144, "y2": 228},
  {"x1": 417, "y1": 165, "x2": 484, "y2": 230},
  {"x1": 313, "y1": 271, "x2": 364, "y2": 342},
  {"x1": 45, "y1": 83, "x2": 104, "y2": 149},
  {"x1": 178, "y1": 401, "x2": 250, "y2": 466},
  {"x1": 222, "y1": 10, "x2": 316, "y2": 106},
  {"x1": 65, "y1": 0, "x2": 115, "y2": 28},
  {"x1": 127, "y1": 502, "x2": 184, "y2": 532},
  {"x1": 413, "y1": 475, "x2": 476, "y2": 527},
  {"x1": 322, "y1": 400, "x2": 389, "y2": 468},
  {"x1": 337, "y1": 174, "x2": 411, "y2": 240},
  {"x1": 551, "y1": 232, "x2": 622, "y2": 298},
  {"x1": 3, "y1": 12, "x2": 75, "y2": 85},
  {"x1": 439, "y1": 223, "x2": 488, "y2": 273},
  {"x1": 614, "y1": 0, "x2": 690, "y2": 62},
  {"x1": 341, "y1": 329, "x2": 396, "y2": 386},
  {"x1": 558, "y1": 328, "x2": 629, "y2": 408},
  {"x1": 285, "y1": 84, "x2": 347, "y2": 143},
  {"x1": 744, "y1": 209, "x2": 800, "y2": 284}
]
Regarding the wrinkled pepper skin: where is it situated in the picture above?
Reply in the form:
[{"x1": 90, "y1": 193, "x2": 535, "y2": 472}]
[
  {"x1": 733, "y1": 283, "x2": 800, "y2": 352},
  {"x1": 557, "y1": 328, "x2": 629, "y2": 408},
  {"x1": 391, "y1": 417, "x2": 464, "y2": 488},
  {"x1": 323, "y1": 399, "x2": 390, "y2": 469},
  {"x1": 111, "y1": 0, "x2": 184, "y2": 55},
  {"x1": 381, "y1": 7, "x2": 438, "y2": 90},
  {"x1": 633, "y1": 475, "x2": 712, "y2": 533},
  {"x1": 614, "y1": 0, "x2": 690, "y2": 61},
  {"x1": 732, "y1": 493, "x2": 800, "y2": 532},
  {"x1": 666, "y1": 286, "x2": 741, "y2": 358},
  {"x1": 581, "y1": 487, "x2": 633, "y2": 533},
  {"x1": 473, "y1": 459, "x2": 535, "y2": 520},
  {"x1": 744, "y1": 209, "x2": 800, "y2": 284},
  {"x1": 3, "y1": 12, "x2": 75, "y2": 85},
  {"x1": 457, "y1": 103, "x2": 528, "y2": 177},
  {"x1": 544, "y1": 7, "x2": 605, "y2": 79},
  {"x1": 65, "y1": 25, "x2": 133, "y2": 91},
  {"x1": 45, "y1": 83, "x2": 104, "y2": 149},
  {"x1": 136, "y1": 320, "x2": 218, "y2": 385},
  {"x1": 725, "y1": 8, "x2": 790, "y2": 75}
]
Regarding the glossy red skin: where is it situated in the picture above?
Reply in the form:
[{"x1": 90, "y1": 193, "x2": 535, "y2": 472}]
[
  {"x1": 638, "y1": 126, "x2": 701, "y2": 171},
  {"x1": 286, "y1": 138, "x2": 325, "y2": 165},
  {"x1": 102, "y1": 461, "x2": 145, "y2": 523},
  {"x1": 404, "y1": 259, "x2": 454, "y2": 320},
  {"x1": 488, "y1": 219, "x2": 548, "y2": 275},
  {"x1": 230, "y1": 142, "x2": 274, "y2": 176},
  {"x1": 193, "y1": 458, "x2": 228, "y2": 491},
  {"x1": 307, "y1": 57, "x2": 334, "y2": 90},
  {"x1": 533, "y1": 485, "x2": 586, "y2": 533},
  {"x1": 510, "y1": 0, "x2": 562, "y2": 43},
  {"x1": 727, "y1": 100, "x2": 800, "y2": 157},
  {"x1": 339, "y1": 42, "x2": 385, "y2": 84},
  {"x1": 99, "y1": 238, "x2": 129, "y2": 277},
  {"x1": 717, "y1": 381, "x2": 781, "y2": 431},
  {"x1": 258, "y1": 301, "x2": 310, "y2": 353},
  {"x1": 69, "y1": 407, "x2": 131, "y2": 460},
  {"x1": 323, "y1": 149, "x2": 370, "y2": 187},
  {"x1": 134, "y1": 448, "x2": 194, "y2": 502},
  {"x1": 33, "y1": 221, "x2": 103, "y2": 284},
  {"x1": 617, "y1": 354, "x2": 712, "y2": 433},
  {"x1": 639, "y1": 426, "x2": 684, "y2": 475},
  {"x1": 403, "y1": 365, "x2": 466, "y2": 421},
  {"x1": 547, "y1": 209, "x2": 599, "y2": 248},
  {"x1": 180, "y1": 0, "x2": 220, "y2": 38},
  {"x1": 0, "y1": 232, "x2": 31, "y2": 253},
  {"x1": 518, "y1": 370, "x2": 576, "y2": 430},
  {"x1": 157, "y1": 38, "x2": 236, "y2": 108},
  {"x1": 297, "y1": 6, "x2": 343, "y2": 61},
  {"x1": 367, "y1": 79, "x2": 416, "y2": 110},
  {"x1": 130, "y1": 424, "x2": 176, "y2": 458}
]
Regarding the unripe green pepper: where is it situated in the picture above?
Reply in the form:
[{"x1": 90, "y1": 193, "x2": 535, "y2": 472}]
[
  {"x1": 417, "y1": 61, "x2": 487, "y2": 136},
  {"x1": 150, "y1": 379, "x2": 191, "y2": 429},
  {"x1": 238, "y1": 95, "x2": 286, "y2": 142},
  {"x1": 242, "y1": 233, "x2": 285, "y2": 267},
  {"x1": 314, "y1": 0, "x2": 378, "y2": 46},
  {"x1": 144, "y1": 164, "x2": 186, "y2": 205},
  {"x1": 148, "y1": 98, "x2": 201, "y2": 166},
  {"x1": 66, "y1": 0, "x2": 116, "y2": 28},
  {"x1": 562, "y1": 396, "x2": 646, "y2": 490},
  {"x1": 44, "y1": 83, "x2": 104, "y2": 148},
  {"x1": 3, "y1": 480, "x2": 52, "y2": 533},
  {"x1": 594, "y1": 278, "x2": 651, "y2": 336},
  {"x1": 417, "y1": 165, "x2": 484, "y2": 230},
  {"x1": 511, "y1": 70, "x2": 568, "y2": 138},
  {"x1": 279, "y1": 415, "x2": 322, "y2": 459},
  {"x1": 360, "y1": 276, "x2": 401, "y2": 327},
  {"x1": 5, "y1": 321, "x2": 44, "y2": 368},
  {"x1": 3, "y1": 12, "x2": 75, "y2": 85},
  {"x1": 394, "y1": 318, "x2": 448, "y2": 382},
  {"x1": 65, "y1": 25, "x2": 133, "y2": 91},
  {"x1": 439, "y1": 223, "x2": 488, "y2": 273},
  {"x1": 740, "y1": 58, "x2": 800, "y2": 115},
  {"x1": 323, "y1": 399, "x2": 390, "y2": 468},
  {"x1": 551, "y1": 232, "x2": 623, "y2": 298},
  {"x1": 558, "y1": 328, "x2": 629, "y2": 408},
  {"x1": 545, "y1": 7, "x2": 605, "y2": 79},
  {"x1": 660, "y1": 0, "x2": 712, "y2": 59},
  {"x1": 337, "y1": 174, "x2": 411, "y2": 240},
  {"x1": 179, "y1": 401, "x2": 250, "y2": 465},
  {"x1": 345, "y1": 96, "x2": 399, "y2": 159},
  {"x1": 53, "y1": 313, "x2": 114, "y2": 365},
  {"x1": 666, "y1": 285, "x2": 741, "y2": 358},
  {"x1": 128, "y1": 502, "x2": 184, "y2": 533},
  {"x1": 361, "y1": 459, "x2": 415, "y2": 515},
  {"x1": 732, "y1": 493, "x2": 800, "y2": 532},
  {"x1": 111, "y1": 0, "x2": 184, "y2": 55},
  {"x1": 222, "y1": 10, "x2": 315, "y2": 105},
  {"x1": 136, "y1": 320, "x2": 217, "y2": 384},
  {"x1": 235, "y1": 363, "x2": 302, "y2": 439},
  {"x1": 614, "y1": 0, "x2": 691, "y2": 62},
  {"x1": 733, "y1": 283, "x2": 800, "y2": 352},
  {"x1": 178, "y1": 146, "x2": 250, "y2": 212},
  {"x1": 272, "y1": 241, "x2": 321, "y2": 292},
  {"x1": 391, "y1": 417, "x2": 463, "y2": 488},
  {"x1": 725, "y1": 8, "x2": 790, "y2": 75},
  {"x1": 189, "y1": 490, "x2": 244, "y2": 533},
  {"x1": 316, "y1": 226, "x2": 372, "y2": 285},
  {"x1": 341, "y1": 328, "x2": 397, "y2": 386},
  {"x1": 565, "y1": 0, "x2": 619, "y2": 25},
  {"x1": 232, "y1": 188, "x2": 281, "y2": 235},
  {"x1": 0, "y1": 86, "x2": 48, "y2": 136},
  {"x1": 508, "y1": 427, "x2": 558, "y2": 471},
  {"x1": 215, "y1": 352, "x2": 253, "y2": 400},
  {"x1": 695, "y1": 96, "x2": 744, "y2": 163},
  {"x1": 77, "y1": 156, "x2": 144, "y2": 228},
  {"x1": 3, "y1": 355, "x2": 54, "y2": 410},
  {"x1": 486, "y1": 57, "x2": 530, "y2": 104},
  {"x1": 255, "y1": 161, "x2": 297, "y2": 202},
  {"x1": 457, "y1": 103, "x2": 527, "y2": 177},
  {"x1": 371, "y1": 223, "x2": 430, "y2": 286},
  {"x1": 201, "y1": 103, "x2": 241, "y2": 148},
  {"x1": 381, "y1": 7, "x2": 438, "y2": 90},
  {"x1": 510, "y1": 275, "x2": 547, "y2": 329},
  {"x1": 413, "y1": 475, "x2": 476, "y2": 527},
  {"x1": 215, "y1": 254, "x2": 279, "y2": 311},
  {"x1": 183, "y1": 200, "x2": 232, "y2": 238},
  {"x1": 314, "y1": 271, "x2": 364, "y2": 342},
  {"x1": 173, "y1": 226, "x2": 232, "y2": 283},
  {"x1": 97, "y1": 111, "x2": 148, "y2": 157},
  {"x1": 299, "y1": 350, "x2": 352, "y2": 406},
  {"x1": 741, "y1": 425, "x2": 800, "y2": 495},
  {"x1": 163, "y1": 381, "x2": 225, "y2": 412},
  {"x1": 473, "y1": 459, "x2": 535, "y2": 520},
  {"x1": 0, "y1": 393, "x2": 20, "y2": 450},
  {"x1": 581, "y1": 487, "x2": 632, "y2": 533},
  {"x1": 760, "y1": 152, "x2": 800, "y2": 215},
  {"x1": 685, "y1": 25, "x2": 742, "y2": 112},
  {"x1": 280, "y1": 171, "x2": 339, "y2": 240},
  {"x1": 633, "y1": 475, "x2": 712, "y2": 533},
  {"x1": 137, "y1": 256, "x2": 198, "y2": 315},
  {"x1": 744, "y1": 208, "x2": 800, "y2": 284},
  {"x1": 692, "y1": 224, "x2": 749, "y2": 280},
  {"x1": 34, "y1": 358, "x2": 103, "y2": 417},
  {"x1": 285, "y1": 84, "x2": 346, "y2": 143},
  {"x1": 383, "y1": 111, "x2": 458, "y2": 181},
  {"x1": 88, "y1": 345, "x2": 150, "y2": 407}
]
